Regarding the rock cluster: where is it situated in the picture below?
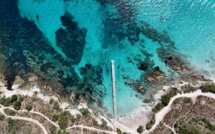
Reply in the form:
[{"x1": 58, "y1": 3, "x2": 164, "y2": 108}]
[
  {"x1": 144, "y1": 70, "x2": 168, "y2": 87},
  {"x1": 157, "y1": 48, "x2": 193, "y2": 74}
]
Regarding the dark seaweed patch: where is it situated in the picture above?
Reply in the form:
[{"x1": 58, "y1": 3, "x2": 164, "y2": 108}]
[{"x1": 56, "y1": 14, "x2": 87, "y2": 65}]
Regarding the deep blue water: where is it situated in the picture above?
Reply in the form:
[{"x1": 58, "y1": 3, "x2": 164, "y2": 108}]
[{"x1": 0, "y1": 0, "x2": 215, "y2": 116}]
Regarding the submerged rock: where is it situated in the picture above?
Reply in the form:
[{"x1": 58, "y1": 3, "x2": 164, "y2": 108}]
[
  {"x1": 124, "y1": 77, "x2": 147, "y2": 94},
  {"x1": 55, "y1": 13, "x2": 87, "y2": 65},
  {"x1": 141, "y1": 22, "x2": 175, "y2": 46},
  {"x1": 157, "y1": 48, "x2": 193, "y2": 74},
  {"x1": 138, "y1": 61, "x2": 148, "y2": 71},
  {"x1": 144, "y1": 70, "x2": 168, "y2": 87}
]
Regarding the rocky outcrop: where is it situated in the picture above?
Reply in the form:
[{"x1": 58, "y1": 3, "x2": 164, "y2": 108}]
[
  {"x1": 157, "y1": 48, "x2": 193, "y2": 74},
  {"x1": 13, "y1": 76, "x2": 24, "y2": 85},
  {"x1": 123, "y1": 76, "x2": 148, "y2": 94},
  {"x1": 144, "y1": 70, "x2": 168, "y2": 87}
]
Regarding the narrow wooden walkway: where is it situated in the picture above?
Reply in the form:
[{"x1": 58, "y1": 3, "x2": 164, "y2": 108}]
[{"x1": 111, "y1": 60, "x2": 117, "y2": 119}]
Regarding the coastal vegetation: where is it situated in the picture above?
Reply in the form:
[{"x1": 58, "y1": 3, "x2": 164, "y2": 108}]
[
  {"x1": 178, "y1": 126, "x2": 201, "y2": 134},
  {"x1": 58, "y1": 112, "x2": 69, "y2": 129},
  {"x1": 200, "y1": 84, "x2": 215, "y2": 93},
  {"x1": 25, "y1": 104, "x2": 32, "y2": 112},
  {"x1": 152, "y1": 103, "x2": 163, "y2": 112},
  {"x1": 0, "y1": 95, "x2": 24, "y2": 109},
  {"x1": 201, "y1": 118, "x2": 215, "y2": 131},
  {"x1": 0, "y1": 114, "x2": 4, "y2": 121},
  {"x1": 7, "y1": 118, "x2": 18, "y2": 134},
  {"x1": 81, "y1": 108, "x2": 90, "y2": 116},
  {"x1": 52, "y1": 114, "x2": 59, "y2": 121},
  {"x1": 4, "y1": 108, "x2": 16, "y2": 116},
  {"x1": 153, "y1": 89, "x2": 215, "y2": 134},
  {"x1": 13, "y1": 101, "x2": 21, "y2": 110},
  {"x1": 152, "y1": 88, "x2": 179, "y2": 113},
  {"x1": 116, "y1": 128, "x2": 128, "y2": 134},
  {"x1": 146, "y1": 115, "x2": 155, "y2": 130},
  {"x1": 137, "y1": 125, "x2": 144, "y2": 133}
]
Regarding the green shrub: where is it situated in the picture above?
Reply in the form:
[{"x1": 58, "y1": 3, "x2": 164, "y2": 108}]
[
  {"x1": 60, "y1": 111, "x2": 70, "y2": 116},
  {"x1": 191, "y1": 117, "x2": 201, "y2": 123},
  {"x1": 0, "y1": 97, "x2": 11, "y2": 106},
  {"x1": 4, "y1": 108, "x2": 16, "y2": 116},
  {"x1": 7, "y1": 118, "x2": 14, "y2": 124},
  {"x1": 6, "y1": 117, "x2": 18, "y2": 133},
  {"x1": 178, "y1": 127, "x2": 201, "y2": 134},
  {"x1": 71, "y1": 114, "x2": 81, "y2": 123},
  {"x1": 25, "y1": 105, "x2": 32, "y2": 112},
  {"x1": 92, "y1": 119, "x2": 98, "y2": 126},
  {"x1": 18, "y1": 96, "x2": 24, "y2": 102},
  {"x1": 161, "y1": 95, "x2": 170, "y2": 106},
  {"x1": 200, "y1": 85, "x2": 215, "y2": 93},
  {"x1": 146, "y1": 116, "x2": 155, "y2": 130},
  {"x1": 13, "y1": 101, "x2": 21, "y2": 110},
  {"x1": 50, "y1": 125, "x2": 56, "y2": 134},
  {"x1": 188, "y1": 85, "x2": 196, "y2": 91},
  {"x1": 174, "y1": 123, "x2": 179, "y2": 128},
  {"x1": 53, "y1": 102, "x2": 59, "y2": 110},
  {"x1": 0, "y1": 115, "x2": 4, "y2": 121},
  {"x1": 58, "y1": 117, "x2": 68, "y2": 129},
  {"x1": 173, "y1": 98, "x2": 180, "y2": 104},
  {"x1": 49, "y1": 98, "x2": 54, "y2": 104},
  {"x1": 34, "y1": 91, "x2": 38, "y2": 95},
  {"x1": 202, "y1": 118, "x2": 215, "y2": 131},
  {"x1": 152, "y1": 103, "x2": 163, "y2": 112},
  {"x1": 183, "y1": 98, "x2": 192, "y2": 103},
  {"x1": 71, "y1": 116, "x2": 76, "y2": 123},
  {"x1": 81, "y1": 109, "x2": 90, "y2": 116},
  {"x1": 58, "y1": 129, "x2": 68, "y2": 134},
  {"x1": 137, "y1": 126, "x2": 144, "y2": 133},
  {"x1": 76, "y1": 114, "x2": 81, "y2": 121},
  {"x1": 52, "y1": 114, "x2": 59, "y2": 122},
  {"x1": 10, "y1": 95, "x2": 17, "y2": 103},
  {"x1": 117, "y1": 128, "x2": 122, "y2": 134},
  {"x1": 146, "y1": 122, "x2": 152, "y2": 130}
]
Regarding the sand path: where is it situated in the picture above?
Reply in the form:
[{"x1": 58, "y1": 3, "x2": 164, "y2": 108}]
[
  {"x1": 0, "y1": 105, "x2": 48, "y2": 134},
  {"x1": 30, "y1": 110, "x2": 60, "y2": 129},
  {"x1": 144, "y1": 90, "x2": 215, "y2": 134},
  {"x1": 66, "y1": 125, "x2": 117, "y2": 134},
  {"x1": 0, "y1": 82, "x2": 116, "y2": 134}
]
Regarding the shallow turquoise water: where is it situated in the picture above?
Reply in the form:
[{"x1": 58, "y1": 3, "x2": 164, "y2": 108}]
[
  {"x1": 135, "y1": 0, "x2": 215, "y2": 75},
  {"x1": 1, "y1": 0, "x2": 215, "y2": 116}
]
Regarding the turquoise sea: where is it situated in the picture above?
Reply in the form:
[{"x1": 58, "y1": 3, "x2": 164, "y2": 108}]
[{"x1": 0, "y1": 0, "x2": 215, "y2": 116}]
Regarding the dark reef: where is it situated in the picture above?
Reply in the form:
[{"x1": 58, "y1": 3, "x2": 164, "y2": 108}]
[
  {"x1": 0, "y1": 0, "x2": 88, "y2": 95},
  {"x1": 56, "y1": 14, "x2": 87, "y2": 64}
]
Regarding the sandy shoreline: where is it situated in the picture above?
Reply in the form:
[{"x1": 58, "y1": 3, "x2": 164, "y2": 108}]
[
  {"x1": 114, "y1": 77, "x2": 215, "y2": 134},
  {"x1": 114, "y1": 86, "x2": 170, "y2": 133}
]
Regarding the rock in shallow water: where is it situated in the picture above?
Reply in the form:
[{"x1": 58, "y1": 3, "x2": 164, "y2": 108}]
[
  {"x1": 55, "y1": 13, "x2": 87, "y2": 65},
  {"x1": 144, "y1": 70, "x2": 168, "y2": 87}
]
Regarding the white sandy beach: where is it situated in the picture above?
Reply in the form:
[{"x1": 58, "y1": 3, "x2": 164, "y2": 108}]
[{"x1": 114, "y1": 79, "x2": 215, "y2": 134}]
